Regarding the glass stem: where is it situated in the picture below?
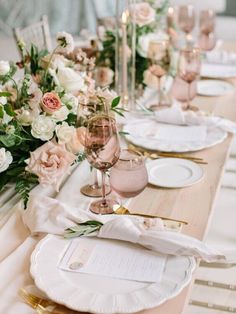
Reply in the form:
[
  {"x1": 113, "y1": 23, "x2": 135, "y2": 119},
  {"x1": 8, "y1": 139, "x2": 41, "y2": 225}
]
[
  {"x1": 101, "y1": 170, "x2": 107, "y2": 206},
  {"x1": 157, "y1": 77, "x2": 161, "y2": 106},
  {"x1": 91, "y1": 168, "x2": 99, "y2": 189},
  {"x1": 187, "y1": 82, "x2": 191, "y2": 109}
]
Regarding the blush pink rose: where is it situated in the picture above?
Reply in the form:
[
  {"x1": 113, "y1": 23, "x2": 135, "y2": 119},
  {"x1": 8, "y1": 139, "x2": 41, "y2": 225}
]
[
  {"x1": 131, "y1": 2, "x2": 155, "y2": 27},
  {"x1": 95, "y1": 67, "x2": 114, "y2": 87},
  {"x1": 41, "y1": 92, "x2": 62, "y2": 114},
  {"x1": 26, "y1": 141, "x2": 76, "y2": 191}
]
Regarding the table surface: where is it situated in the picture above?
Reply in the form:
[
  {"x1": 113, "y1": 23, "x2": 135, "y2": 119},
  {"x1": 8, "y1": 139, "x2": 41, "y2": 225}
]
[
  {"x1": 129, "y1": 81, "x2": 236, "y2": 314},
  {"x1": 1, "y1": 46, "x2": 236, "y2": 314}
]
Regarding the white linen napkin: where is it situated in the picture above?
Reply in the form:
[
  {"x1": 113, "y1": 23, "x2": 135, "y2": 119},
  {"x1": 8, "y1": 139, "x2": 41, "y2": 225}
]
[
  {"x1": 21, "y1": 194, "x2": 225, "y2": 262},
  {"x1": 134, "y1": 92, "x2": 236, "y2": 134}
]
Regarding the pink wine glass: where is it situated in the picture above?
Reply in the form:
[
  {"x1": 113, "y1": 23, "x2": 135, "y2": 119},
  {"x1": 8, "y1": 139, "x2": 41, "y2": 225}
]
[{"x1": 85, "y1": 114, "x2": 120, "y2": 214}]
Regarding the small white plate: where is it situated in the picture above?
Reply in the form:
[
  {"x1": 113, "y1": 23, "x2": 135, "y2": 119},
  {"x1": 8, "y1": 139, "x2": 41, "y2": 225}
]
[
  {"x1": 146, "y1": 158, "x2": 204, "y2": 188},
  {"x1": 31, "y1": 235, "x2": 196, "y2": 314},
  {"x1": 197, "y1": 80, "x2": 234, "y2": 97}
]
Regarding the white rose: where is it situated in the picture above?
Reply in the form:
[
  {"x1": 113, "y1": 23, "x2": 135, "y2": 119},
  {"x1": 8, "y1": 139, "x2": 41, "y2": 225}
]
[
  {"x1": 55, "y1": 122, "x2": 74, "y2": 144},
  {"x1": 95, "y1": 67, "x2": 114, "y2": 87},
  {"x1": 56, "y1": 31, "x2": 75, "y2": 54},
  {"x1": 62, "y1": 93, "x2": 79, "y2": 114},
  {"x1": 137, "y1": 32, "x2": 169, "y2": 58},
  {"x1": 31, "y1": 115, "x2": 56, "y2": 141},
  {"x1": 0, "y1": 148, "x2": 13, "y2": 173},
  {"x1": 0, "y1": 61, "x2": 10, "y2": 76},
  {"x1": 51, "y1": 106, "x2": 69, "y2": 121},
  {"x1": 52, "y1": 67, "x2": 86, "y2": 94},
  {"x1": 131, "y1": 2, "x2": 155, "y2": 27}
]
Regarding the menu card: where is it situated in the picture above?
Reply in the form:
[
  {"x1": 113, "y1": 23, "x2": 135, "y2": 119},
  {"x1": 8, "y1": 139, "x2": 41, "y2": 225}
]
[{"x1": 59, "y1": 237, "x2": 166, "y2": 283}]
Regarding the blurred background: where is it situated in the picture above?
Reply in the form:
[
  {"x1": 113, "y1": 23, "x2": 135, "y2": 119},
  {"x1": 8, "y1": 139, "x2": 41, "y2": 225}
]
[{"x1": 0, "y1": 0, "x2": 235, "y2": 60}]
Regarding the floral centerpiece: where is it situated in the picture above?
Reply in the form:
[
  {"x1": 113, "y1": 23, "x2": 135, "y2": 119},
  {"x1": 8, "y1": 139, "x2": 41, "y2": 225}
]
[
  {"x1": 0, "y1": 32, "x2": 121, "y2": 206},
  {"x1": 95, "y1": 0, "x2": 170, "y2": 89}
]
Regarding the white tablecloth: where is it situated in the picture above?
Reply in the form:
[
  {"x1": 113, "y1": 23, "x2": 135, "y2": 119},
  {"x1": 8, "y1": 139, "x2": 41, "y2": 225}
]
[{"x1": 0, "y1": 161, "x2": 98, "y2": 314}]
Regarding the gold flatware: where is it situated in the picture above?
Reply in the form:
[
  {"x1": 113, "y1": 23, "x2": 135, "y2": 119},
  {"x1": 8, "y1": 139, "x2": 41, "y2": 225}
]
[
  {"x1": 114, "y1": 206, "x2": 188, "y2": 225},
  {"x1": 19, "y1": 288, "x2": 77, "y2": 314},
  {"x1": 128, "y1": 144, "x2": 207, "y2": 164}
]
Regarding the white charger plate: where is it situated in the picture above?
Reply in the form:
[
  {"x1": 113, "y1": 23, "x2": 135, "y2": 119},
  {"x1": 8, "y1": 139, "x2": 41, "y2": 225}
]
[
  {"x1": 124, "y1": 121, "x2": 227, "y2": 153},
  {"x1": 197, "y1": 80, "x2": 234, "y2": 97},
  {"x1": 31, "y1": 235, "x2": 196, "y2": 314},
  {"x1": 147, "y1": 158, "x2": 204, "y2": 188}
]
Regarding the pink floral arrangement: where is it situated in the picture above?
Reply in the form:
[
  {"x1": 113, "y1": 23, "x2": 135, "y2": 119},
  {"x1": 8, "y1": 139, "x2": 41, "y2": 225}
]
[{"x1": 0, "y1": 31, "x2": 120, "y2": 206}]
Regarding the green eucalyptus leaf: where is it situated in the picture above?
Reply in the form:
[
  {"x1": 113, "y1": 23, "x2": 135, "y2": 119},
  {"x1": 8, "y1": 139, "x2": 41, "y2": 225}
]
[
  {"x1": 0, "y1": 106, "x2": 4, "y2": 119},
  {"x1": 111, "y1": 96, "x2": 121, "y2": 108},
  {"x1": 0, "y1": 134, "x2": 16, "y2": 147},
  {"x1": 0, "y1": 91, "x2": 11, "y2": 97},
  {"x1": 4, "y1": 104, "x2": 16, "y2": 117}
]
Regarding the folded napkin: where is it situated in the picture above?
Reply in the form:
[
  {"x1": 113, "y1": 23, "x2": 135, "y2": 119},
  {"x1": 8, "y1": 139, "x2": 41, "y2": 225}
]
[
  {"x1": 21, "y1": 195, "x2": 225, "y2": 262},
  {"x1": 135, "y1": 91, "x2": 236, "y2": 134}
]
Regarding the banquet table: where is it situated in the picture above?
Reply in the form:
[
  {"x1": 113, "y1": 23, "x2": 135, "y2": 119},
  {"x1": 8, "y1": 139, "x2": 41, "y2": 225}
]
[{"x1": 1, "y1": 56, "x2": 236, "y2": 314}]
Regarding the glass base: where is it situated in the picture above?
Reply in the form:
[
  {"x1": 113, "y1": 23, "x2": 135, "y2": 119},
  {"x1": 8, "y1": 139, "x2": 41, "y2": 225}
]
[
  {"x1": 80, "y1": 184, "x2": 111, "y2": 198},
  {"x1": 89, "y1": 199, "x2": 118, "y2": 215}
]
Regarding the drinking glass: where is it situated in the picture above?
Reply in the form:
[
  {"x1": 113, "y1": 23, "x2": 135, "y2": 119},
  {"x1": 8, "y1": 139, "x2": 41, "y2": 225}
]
[
  {"x1": 178, "y1": 47, "x2": 201, "y2": 110},
  {"x1": 110, "y1": 149, "x2": 148, "y2": 202},
  {"x1": 78, "y1": 102, "x2": 111, "y2": 197},
  {"x1": 148, "y1": 40, "x2": 170, "y2": 109},
  {"x1": 198, "y1": 10, "x2": 216, "y2": 52},
  {"x1": 178, "y1": 5, "x2": 196, "y2": 45},
  {"x1": 85, "y1": 114, "x2": 120, "y2": 214}
]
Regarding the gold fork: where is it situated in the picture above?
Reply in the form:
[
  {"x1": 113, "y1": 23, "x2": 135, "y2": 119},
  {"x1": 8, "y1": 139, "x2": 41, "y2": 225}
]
[
  {"x1": 19, "y1": 289, "x2": 74, "y2": 314},
  {"x1": 128, "y1": 144, "x2": 207, "y2": 164}
]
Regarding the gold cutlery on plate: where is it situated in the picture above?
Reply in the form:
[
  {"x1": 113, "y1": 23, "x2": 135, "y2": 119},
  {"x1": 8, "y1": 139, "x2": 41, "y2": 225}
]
[
  {"x1": 114, "y1": 206, "x2": 188, "y2": 225},
  {"x1": 19, "y1": 288, "x2": 78, "y2": 314},
  {"x1": 128, "y1": 144, "x2": 207, "y2": 164}
]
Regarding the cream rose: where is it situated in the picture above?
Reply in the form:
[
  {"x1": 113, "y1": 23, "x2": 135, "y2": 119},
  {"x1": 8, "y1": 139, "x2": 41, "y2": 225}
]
[
  {"x1": 50, "y1": 67, "x2": 86, "y2": 94},
  {"x1": 56, "y1": 31, "x2": 75, "y2": 54},
  {"x1": 51, "y1": 106, "x2": 69, "y2": 122},
  {"x1": 41, "y1": 92, "x2": 62, "y2": 114},
  {"x1": 16, "y1": 108, "x2": 39, "y2": 126},
  {"x1": 31, "y1": 115, "x2": 56, "y2": 141},
  {"x1": 55, "y1": 122, "x2": 74, "y2": 145},
  {"x1": 41, "y1": 53, "x2": 69, "y2": 70},
  {"x1": 137, "y1": 32, "x2": 169, "y2": 58},
  {"x1": 0, "y1": 61, "x2": 10, "y2": 76},
  {"x1": 95, "y1": 67, "x2": 114, "y2": 87},
  {"x1": 26, "y1": 141, "x2": 76, "y2": 191},
  {"x1": 131, "y1": 2, "x2": 155, "y2": 27},
  {"x1": 0, "y1": 148, "x2": 13, "y2": 173}
]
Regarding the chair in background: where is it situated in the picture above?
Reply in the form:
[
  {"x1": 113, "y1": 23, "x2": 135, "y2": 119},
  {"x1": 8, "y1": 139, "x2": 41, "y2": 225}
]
[
  {"x1": 13, "y1": 15, "x2": 52, "y2": 57},
  {"x1": 185, "y1": 137, "x2": 236, "y2": 314}
]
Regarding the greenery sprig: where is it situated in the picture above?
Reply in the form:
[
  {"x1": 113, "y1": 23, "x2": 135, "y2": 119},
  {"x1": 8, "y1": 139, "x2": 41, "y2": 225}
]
[{"x1": 64, "y1": 220, "x2": 103, "y2": 239}]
